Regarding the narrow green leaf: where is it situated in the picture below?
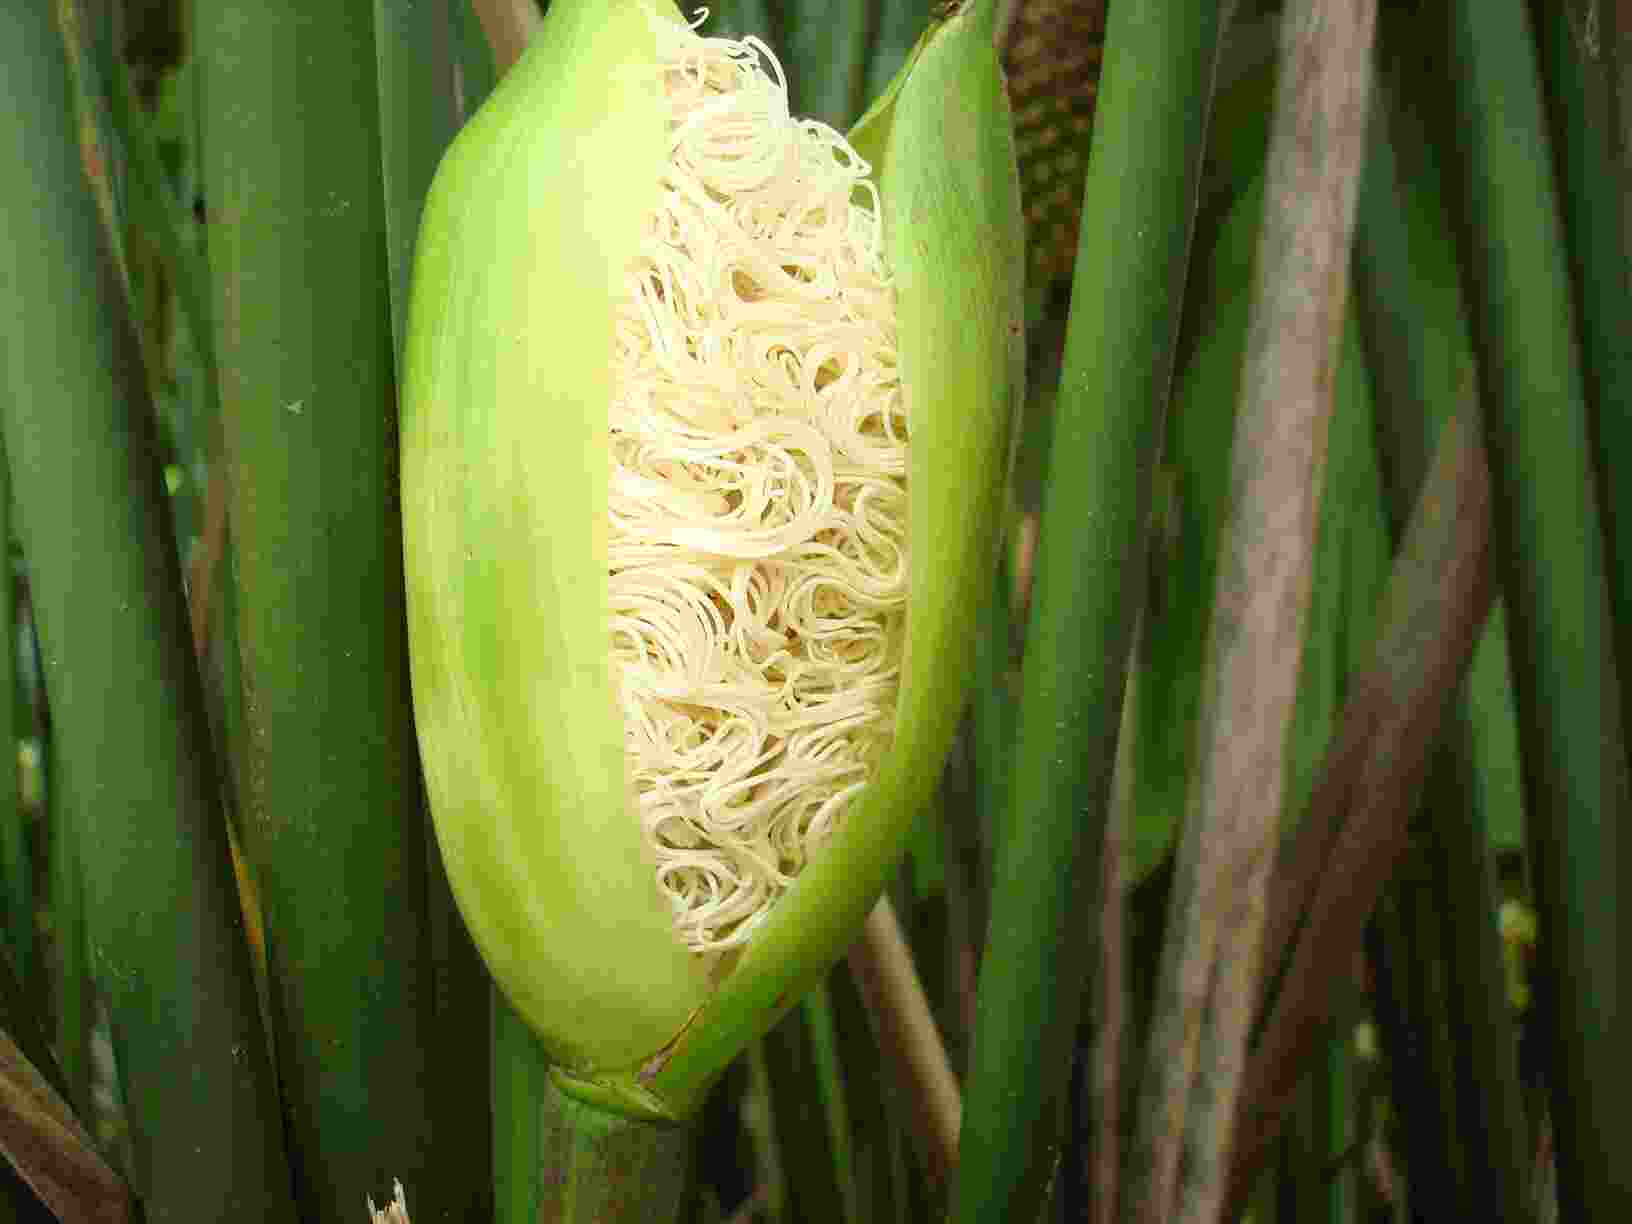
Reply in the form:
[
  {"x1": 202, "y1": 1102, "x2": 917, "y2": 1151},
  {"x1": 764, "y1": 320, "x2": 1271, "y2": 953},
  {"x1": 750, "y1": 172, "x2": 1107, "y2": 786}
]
[
  {"x1": 0, "y1": 449, "x2": 29, "y2": 992},
  {"x1": 375, "y1": 0, "x2": 464, "y2": 368},
  {"x1": 0, "y1": 7, "x2": 296, "y2": 1218},
  {"x1": 761, "y1": 1002, "x2": 848, "y2": 1224},
  {"x1": 695, "y1": 0, "x2": 773, "y2": 40},
  {"x1": 106, "y1": 64, "x2": 220, "y2": 437},
  {"x1": 1324, "y1": 1018, "x2": 1358, "y2": 1222},
  {"x1": 1278, "y1": 1011, "x2": 1355, "y2": 1224},
  {"x1": 493, "y1": 991, "x2": 551, "y2": 1224},
  {"x1": 863, "y1": 0, "x2": 928, "y2": 105},
  {"x1": 827, "y1": 958, "x2": 910, "y2": 1224},
  {"x1": 1535, "y1": 0, "x2": 1632, "y2": 786},
  {"x1": 454, "y1": 0, "x2": 500, "y2": 117},
  {"x1": 802, "y1": 984, "x2": 860, "y2": 1224},
  {"x1": 698, "y1": 0, "x2": 887, "y2": 128},
  {"x1": 1440, "y1": 0, "x2": 1630, "y2": 1216},
  {"x1": 194, "y1": 3, "x2": 444, "y2": 1217},
  {"x1": 1613, "y1": 8, "x2": 1632, "y2": 325},
  {"x1": 44, "y1": 749, "x2": 87, "y2": 1127},
  {"x1": 374, "y1": 7, "x2": 497, "y2": 1216},
  {"x1": 970, "y1": 560, "x2": 1014, "y2": 882},
  {"x1": 1428, "y1": 729, "x2": 1534, "y2": 1220},
  {"x1": 957, "y1": 2, "x2": 1230, "y2": 1219},
  {"x1": 1371, "y1": 865, "x2": 1472, "y2": 1211},
  {"x1": 777, "y1": 0, "x2": 874, "y2": 130}
]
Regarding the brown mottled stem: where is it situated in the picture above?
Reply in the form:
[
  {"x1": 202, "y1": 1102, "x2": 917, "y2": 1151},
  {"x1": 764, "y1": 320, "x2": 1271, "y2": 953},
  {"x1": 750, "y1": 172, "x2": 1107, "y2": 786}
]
[
  {"x1": 1224, "y1": 412, "x2": 1496, "y2": 1216},
  {"x1": 847, "y1": 897, "x2": 963, "y2": 1185},
  {"x1": 1125, "y1": 1, "x2": 1378, "y2": 1219},
  {"x1": 538, "y1": 1072, "x2": 696, "y2": 1224},
  {"x1": 0, "y1": 1028, "x2": 129, "y2": 1223}
]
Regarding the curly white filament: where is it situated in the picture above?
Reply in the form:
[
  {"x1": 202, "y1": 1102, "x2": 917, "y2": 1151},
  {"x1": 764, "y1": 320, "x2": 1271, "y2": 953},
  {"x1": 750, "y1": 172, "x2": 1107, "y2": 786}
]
[{"x1": 612, "y1": 19, "x2": 907, "y2": 952}]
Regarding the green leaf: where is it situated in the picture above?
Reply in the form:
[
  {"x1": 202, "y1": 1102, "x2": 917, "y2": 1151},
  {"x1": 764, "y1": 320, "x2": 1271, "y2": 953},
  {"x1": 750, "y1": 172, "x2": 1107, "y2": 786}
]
[
  {"x1": 375, "y1": 0, "x2": 466, "y2": 369},
  {"x1": 760, "y1": 992, "x2": 851, "y2": 1224},
  {"x1": 776, "y1": 0, "x2": 875, "y2": 130},
  {"x1": 0, "y1": 447, "x2": 30, "y2": 993},
  {"x1": 194, "y1": 1, "x2": 454, "y2": 1216},
  {"x1": 1534, "y1": 1, "x2": 1632, "y2": 786},
  {"x1": 492, "y1": 990, "x2": 552, "y2": 1224}
]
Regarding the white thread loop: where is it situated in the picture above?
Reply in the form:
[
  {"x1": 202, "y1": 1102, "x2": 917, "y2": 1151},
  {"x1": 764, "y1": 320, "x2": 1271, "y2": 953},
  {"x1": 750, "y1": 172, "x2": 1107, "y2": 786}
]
[{"x1": 610, "y1": 18, "x2": 907, "y2": 951}]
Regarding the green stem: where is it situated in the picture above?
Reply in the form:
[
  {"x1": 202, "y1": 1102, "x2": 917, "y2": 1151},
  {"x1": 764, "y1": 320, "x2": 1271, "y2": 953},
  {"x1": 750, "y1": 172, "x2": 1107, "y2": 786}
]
[{"x1": 539, "y1": 1072, "x2": 695, "y2": 1224}]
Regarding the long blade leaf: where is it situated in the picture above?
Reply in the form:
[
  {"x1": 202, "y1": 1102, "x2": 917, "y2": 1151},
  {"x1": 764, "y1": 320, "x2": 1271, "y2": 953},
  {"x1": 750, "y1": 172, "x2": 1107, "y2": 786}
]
[{"x1": 194, "y1": 2, "x2": 445, "y2": 1216}]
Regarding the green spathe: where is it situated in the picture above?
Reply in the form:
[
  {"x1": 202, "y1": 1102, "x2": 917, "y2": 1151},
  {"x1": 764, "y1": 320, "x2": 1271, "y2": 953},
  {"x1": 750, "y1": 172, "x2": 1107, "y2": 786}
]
[
  {"x1": 402, "y1": 0, "x2": 1020, "y2": 1119},
  {"x1": 404, "y1": 0, "x2": 705, "y2": 1078}
]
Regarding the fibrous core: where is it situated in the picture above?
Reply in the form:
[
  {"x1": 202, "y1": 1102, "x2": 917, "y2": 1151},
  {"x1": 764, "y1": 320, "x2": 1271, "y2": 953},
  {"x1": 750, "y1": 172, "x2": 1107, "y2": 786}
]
[{"x1": 611, "y1": 15, "x2": 907, "y2": 952}]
